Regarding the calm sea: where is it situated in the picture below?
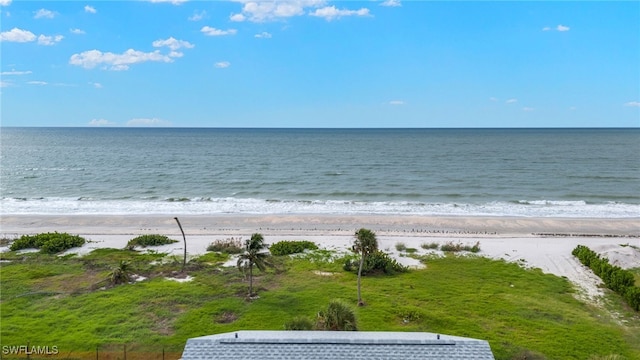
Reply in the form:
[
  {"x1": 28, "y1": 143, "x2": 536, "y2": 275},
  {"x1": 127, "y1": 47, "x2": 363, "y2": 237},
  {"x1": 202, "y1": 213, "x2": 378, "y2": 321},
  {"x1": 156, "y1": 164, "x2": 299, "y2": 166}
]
[{"x1": 1, "y1": 128, "x2": 638, "y2": 217}]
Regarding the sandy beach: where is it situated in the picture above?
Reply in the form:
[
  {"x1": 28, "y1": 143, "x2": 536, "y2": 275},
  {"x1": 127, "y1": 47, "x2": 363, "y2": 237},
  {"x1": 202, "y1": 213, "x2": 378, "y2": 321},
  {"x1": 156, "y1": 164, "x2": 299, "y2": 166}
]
[{"x1": 2, "y1": 214, "x2": 639, "y2": 301}]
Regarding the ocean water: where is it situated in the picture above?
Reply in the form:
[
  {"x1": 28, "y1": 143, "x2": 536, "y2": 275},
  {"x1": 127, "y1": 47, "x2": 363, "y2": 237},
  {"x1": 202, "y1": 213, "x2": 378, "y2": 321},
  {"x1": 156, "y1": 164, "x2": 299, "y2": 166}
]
[{"x1": 1, "y1": 127, "x2": 638, "y2": 218}]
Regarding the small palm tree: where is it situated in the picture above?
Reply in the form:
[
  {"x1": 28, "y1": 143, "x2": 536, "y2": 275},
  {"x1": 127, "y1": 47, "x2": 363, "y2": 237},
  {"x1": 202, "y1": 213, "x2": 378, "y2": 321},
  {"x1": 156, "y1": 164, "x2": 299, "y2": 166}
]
[
  {"x1": 353, "y1": 228, "x2": 378, "y2": 306},
  {"x1": 108, "y1": 260, "x2": 132, "y2": 286},
  {"x1": 237, "y1": 233, "x2": 273, "y2": 298},
  {"x1": 316, "y1": 299, "x2": 358, "y2": 331}
]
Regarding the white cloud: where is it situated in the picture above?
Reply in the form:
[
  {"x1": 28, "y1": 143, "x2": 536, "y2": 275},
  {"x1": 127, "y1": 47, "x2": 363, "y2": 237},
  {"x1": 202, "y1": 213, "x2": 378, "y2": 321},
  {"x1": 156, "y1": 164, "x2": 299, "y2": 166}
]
[
  {"x1": 152, "y1": 37, "x2": 194, "y2": 57},
  {"x1": 69, "y1": 49, "x2": 173, "y2": 71},
  {"x1": 127, "y1": 118, "x2": 171, "y2": 127},
  {"x1": 230, "y1": 0, "x2": 326, "y2": 23},
  {"x1": 84, "y1": 5, "x2": 96, "y2": 14},
  {"x1": 1, "y1": 80, "x2": 14, "y2": 87},
  {"x1": 310, "y1": 6, "x2": 371, "y2": 21},
  {"x1": 0, "y1": 69, "x2": 32, "y2": 75},
  {"x1": 0, "y1": 0, "x2": 12, "y2": 6},
  {"x1": 152, "y1": 37, "x2": 194, "y2": 51},
  {"x1": 89, "y1": 82, "x2": 103, "y2": 88},
  {"x1": 34, "y1": 8, "x2": 55, "y2": 19},
  {"x1": 88, "y1": 119, "x2": 115, "y2": 126},
  {"x1": 215, "y1": 61, "x2": 230, "y2": 68},
  {"x1": 188, "y1": 10, "x2": 206, "y2": 21},
  {"x1": 148, "y1": 0, "x2": 187, "y2": 4},
  {"x1": 27, "y1": 80, "x2": 47, "y2": 85},
  {"x1": 0, "y1": 28, "x2": 36, "y2": 42},
  {"x1": 38, "y1": 34, "x2": 63, "y2": 45},
  {"x1": 543, "y1": 25, "x2": 570, "y2": 32},
  {"x1": 506, "y1": 98, "x2": 517, "y2": 104},
  {"x1": 489, "y1": 97, "x2": 498, "y2": 102},
  {"x1": 255, "y1": 31, "x2": 272, "y2": 38},
  {"x1": 230, "y1": 13, "x2": 246, "y2": 22},
  {"x1": 380, "y1": 0, "x2": 401, "y2": 7},
  {"x1": 523, "y1": 107, "x2": 534, "y2": 112},
  {"x1": 624, "y1": 101, "x2": 640, "y2": 107},
  {"x1": 388, "y1": 100, "x2": 405, "y2": 105},
  {"x1": 70, "y1": 28, "x2": 86, "y2": 35},
  {"x1": 201, "y1": 26, "x2": 237, "y2": 36},
  {"x1": 569, "y1": 106, "x2": 577, "y2": 111}
]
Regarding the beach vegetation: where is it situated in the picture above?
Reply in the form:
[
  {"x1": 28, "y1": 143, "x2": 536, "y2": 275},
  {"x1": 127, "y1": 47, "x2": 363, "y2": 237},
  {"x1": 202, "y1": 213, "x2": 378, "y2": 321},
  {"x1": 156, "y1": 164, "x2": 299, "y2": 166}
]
[
  {"x1": 207, "y1": 237, "x2": 244, "y2": 254},
  {"x1": 440, "y1": 241, "x2": 481, "y2": 253},
  {"x1": 107, "y1": 260, "x2": 133, "y2": 286},
  {"x1": 316, "y1": 299, "x2": 358, "y2": 331},
  {"x1": 270, "y1": 240, "x2": 318, "y2": 256},
  {"x1": 126, "y1": 234, "x2": 178, "y2": 250},
  {"x1": 421, "y1": 242, "x2": 439, "y2": 250},
  {"x1": 395, "y1": 242, "x2": 407, "y2": 252},
  {"x1": 1, "y1": 247, "x2": 639, "y2": 359},
  {"x1": 572, "y1": 245, "x2": 639, "y2": 311},
  {"x1": 353, "y1": 228, "x2": 379, "y2": 306},
  {"x1": 237, "y1": 233, "x2": 274, "y2": 298},
  {"x1": 9, "y1": 232, "x2": 85, "y2": 254},
  {"x1": 344, "y1": 250, "x2": 408, "y2": 275}
]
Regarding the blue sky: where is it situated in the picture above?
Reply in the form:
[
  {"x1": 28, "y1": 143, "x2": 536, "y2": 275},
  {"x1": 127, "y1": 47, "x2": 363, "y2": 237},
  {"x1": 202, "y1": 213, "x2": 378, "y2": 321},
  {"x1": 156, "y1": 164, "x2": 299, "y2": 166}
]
[{"x1": 1, "y1": 1, "x2": 638, "y2": 128}]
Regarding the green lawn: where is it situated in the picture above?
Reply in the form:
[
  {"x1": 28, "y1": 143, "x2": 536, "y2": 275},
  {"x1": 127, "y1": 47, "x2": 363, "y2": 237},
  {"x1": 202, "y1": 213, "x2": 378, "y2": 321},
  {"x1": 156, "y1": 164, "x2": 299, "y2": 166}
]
[{"x1": 1, "y1": 249, "x2": 638, "y2": 360}]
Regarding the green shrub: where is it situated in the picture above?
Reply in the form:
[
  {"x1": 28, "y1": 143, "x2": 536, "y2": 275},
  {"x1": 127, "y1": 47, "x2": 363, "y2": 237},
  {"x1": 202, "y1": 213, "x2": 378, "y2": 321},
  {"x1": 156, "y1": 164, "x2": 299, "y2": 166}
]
[
  {"x1": 126, "y1": 234, "x2": 177, "y2": 249},
  {"x1": 440, "y1": 241, "x2": 481, "y2": 253},
  {"x1": 269, "y1": 240, "x2": 318, "y2": 256},
  {"x1": 421, "y1": 242, "x2": 439, "y2": 250},
  {"x1": 624, "y1": 286, "x2": 640, "y2": 311},
  {"x1": 9, "y1": 232, "x2": 86, "y2": 254},
  {"x1": 206, "y1": 237, "x2": 243, "y2": 254},
  {"x1": 343, "y1": 250, "x2": 408, "y2": 275},
  {"x1": 284, "y1": 316, "x2": 314, "y2": 330},
  {"x1": 573, "y1": 245, "x2": 639, "y2": 312},
  {"x1": 395, "y1": 242, "x2": 407, "y2": 252}
]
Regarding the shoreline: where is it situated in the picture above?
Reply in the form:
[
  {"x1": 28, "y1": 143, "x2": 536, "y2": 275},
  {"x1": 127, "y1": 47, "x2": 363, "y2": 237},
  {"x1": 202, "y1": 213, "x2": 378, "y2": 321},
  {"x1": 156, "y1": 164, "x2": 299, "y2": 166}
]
[{"x1": 2, "y1": 214, "x2": 639, "y2": 237}]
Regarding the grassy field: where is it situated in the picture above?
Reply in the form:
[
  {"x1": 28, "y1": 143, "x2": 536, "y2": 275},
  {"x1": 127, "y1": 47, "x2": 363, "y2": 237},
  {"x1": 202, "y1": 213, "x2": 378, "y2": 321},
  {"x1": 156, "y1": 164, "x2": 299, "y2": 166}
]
[{"x1": 1, "y1": 247, "x2": 638, "y2": 360}]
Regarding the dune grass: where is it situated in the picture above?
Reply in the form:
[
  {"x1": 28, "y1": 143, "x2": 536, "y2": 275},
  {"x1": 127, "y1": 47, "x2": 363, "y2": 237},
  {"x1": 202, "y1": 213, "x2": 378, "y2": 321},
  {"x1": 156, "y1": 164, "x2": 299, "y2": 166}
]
[{"x1": 1, "y1": 249, "x2": 638, "y2": 360}]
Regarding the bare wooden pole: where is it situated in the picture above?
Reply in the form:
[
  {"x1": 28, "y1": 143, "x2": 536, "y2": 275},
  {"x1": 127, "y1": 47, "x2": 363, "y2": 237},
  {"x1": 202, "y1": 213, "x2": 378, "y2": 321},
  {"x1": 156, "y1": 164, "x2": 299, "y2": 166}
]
[{"x1": 174, "y1": 217, "x2": 187, "y2": 273}]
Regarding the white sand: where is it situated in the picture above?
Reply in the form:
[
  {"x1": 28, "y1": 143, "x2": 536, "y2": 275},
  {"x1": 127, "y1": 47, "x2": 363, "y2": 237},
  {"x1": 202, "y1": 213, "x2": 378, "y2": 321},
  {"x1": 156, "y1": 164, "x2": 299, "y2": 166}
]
[{"x1": 2, "y1": 214, "x2": 639, "y2": 302}]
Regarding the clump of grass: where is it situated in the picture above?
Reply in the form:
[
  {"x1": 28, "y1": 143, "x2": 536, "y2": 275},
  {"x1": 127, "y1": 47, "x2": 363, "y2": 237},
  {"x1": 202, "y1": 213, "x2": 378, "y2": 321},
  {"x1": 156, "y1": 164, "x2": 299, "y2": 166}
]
[
  {"x1": 284, "y1": 316, "x2": 314, "y2": 330},
  {"x1": 126, "y1": 235, "x2": 177, "y2": 249},
  {"x1": 207, "y1": 237, "x2": 243, "y2": 254},
  {"x1": 395, "y1": 242, "x2": 407, "y2": 252},
  {"x1": 421, "y1": 242, "x2": 439, "y2": 250},
  {"x1": 440, "y1": 241, "x2": 481, "y2": 253}
]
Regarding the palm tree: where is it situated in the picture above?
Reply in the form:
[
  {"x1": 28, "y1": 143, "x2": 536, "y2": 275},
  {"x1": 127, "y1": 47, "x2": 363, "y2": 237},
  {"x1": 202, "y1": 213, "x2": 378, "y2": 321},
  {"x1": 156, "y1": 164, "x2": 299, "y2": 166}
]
[
  {"x1": 108, "y1": 260, "x2": 132, "y2": 286},
  {"x1": 353, "y1": 228, "x2": 378, "y2": 306},
  {"x1": 237, "y1": 233, "x2": 273, "y2": 298},
  {"x1": 316, "y1": 299, "x2": 358, "y2": 331}
]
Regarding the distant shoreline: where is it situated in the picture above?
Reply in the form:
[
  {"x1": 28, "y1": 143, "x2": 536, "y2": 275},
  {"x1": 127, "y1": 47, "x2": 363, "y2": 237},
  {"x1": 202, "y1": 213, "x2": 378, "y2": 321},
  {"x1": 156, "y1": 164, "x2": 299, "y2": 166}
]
[{"x1": 2, "y1": 214, "x2": 638, "y2": 237}]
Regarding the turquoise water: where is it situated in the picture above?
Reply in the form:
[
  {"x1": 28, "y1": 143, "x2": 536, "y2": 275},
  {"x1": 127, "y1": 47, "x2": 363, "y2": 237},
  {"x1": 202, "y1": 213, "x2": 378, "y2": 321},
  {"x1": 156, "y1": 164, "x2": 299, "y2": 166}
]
[{"x1": 1, "y1": 127, "x2": 638, "y2": 217}]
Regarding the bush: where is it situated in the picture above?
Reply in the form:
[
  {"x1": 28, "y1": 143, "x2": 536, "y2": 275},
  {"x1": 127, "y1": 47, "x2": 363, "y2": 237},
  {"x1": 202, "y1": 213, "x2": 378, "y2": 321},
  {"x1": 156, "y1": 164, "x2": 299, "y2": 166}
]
[
  {"x1": 573, "y1": 245, "x2": 639, "y2": 312},
  {"x1": 395, "y1": 242, "x2": 407, "y2": 252},
  {"x1": 316, "y1": 300, "x2": 357, "y2": 331},
  {"x1": 440, "y1": 241, "x2": 481, "y2": 253},
  {"x1": 270, "y1": 240, "x2": 318, "y2": 256},
  {"x1": 284, "y1": 316, "x2": 314, "y2": 330},
  {"x1": 343, "y1": 250, "x2": 408, "y2": 275},
  {"x1": 9, "y1": 232, "x2": 86, "y2": 254},
  {"x1": 421, "y1": 242, "x2": 439, "y2": 250},
  {"x1": 206, "y1": 237, "x2": 243, "y2": 254},
  {"x1": 126, "y1": 234, "x2": 177, "y2": 249}
]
